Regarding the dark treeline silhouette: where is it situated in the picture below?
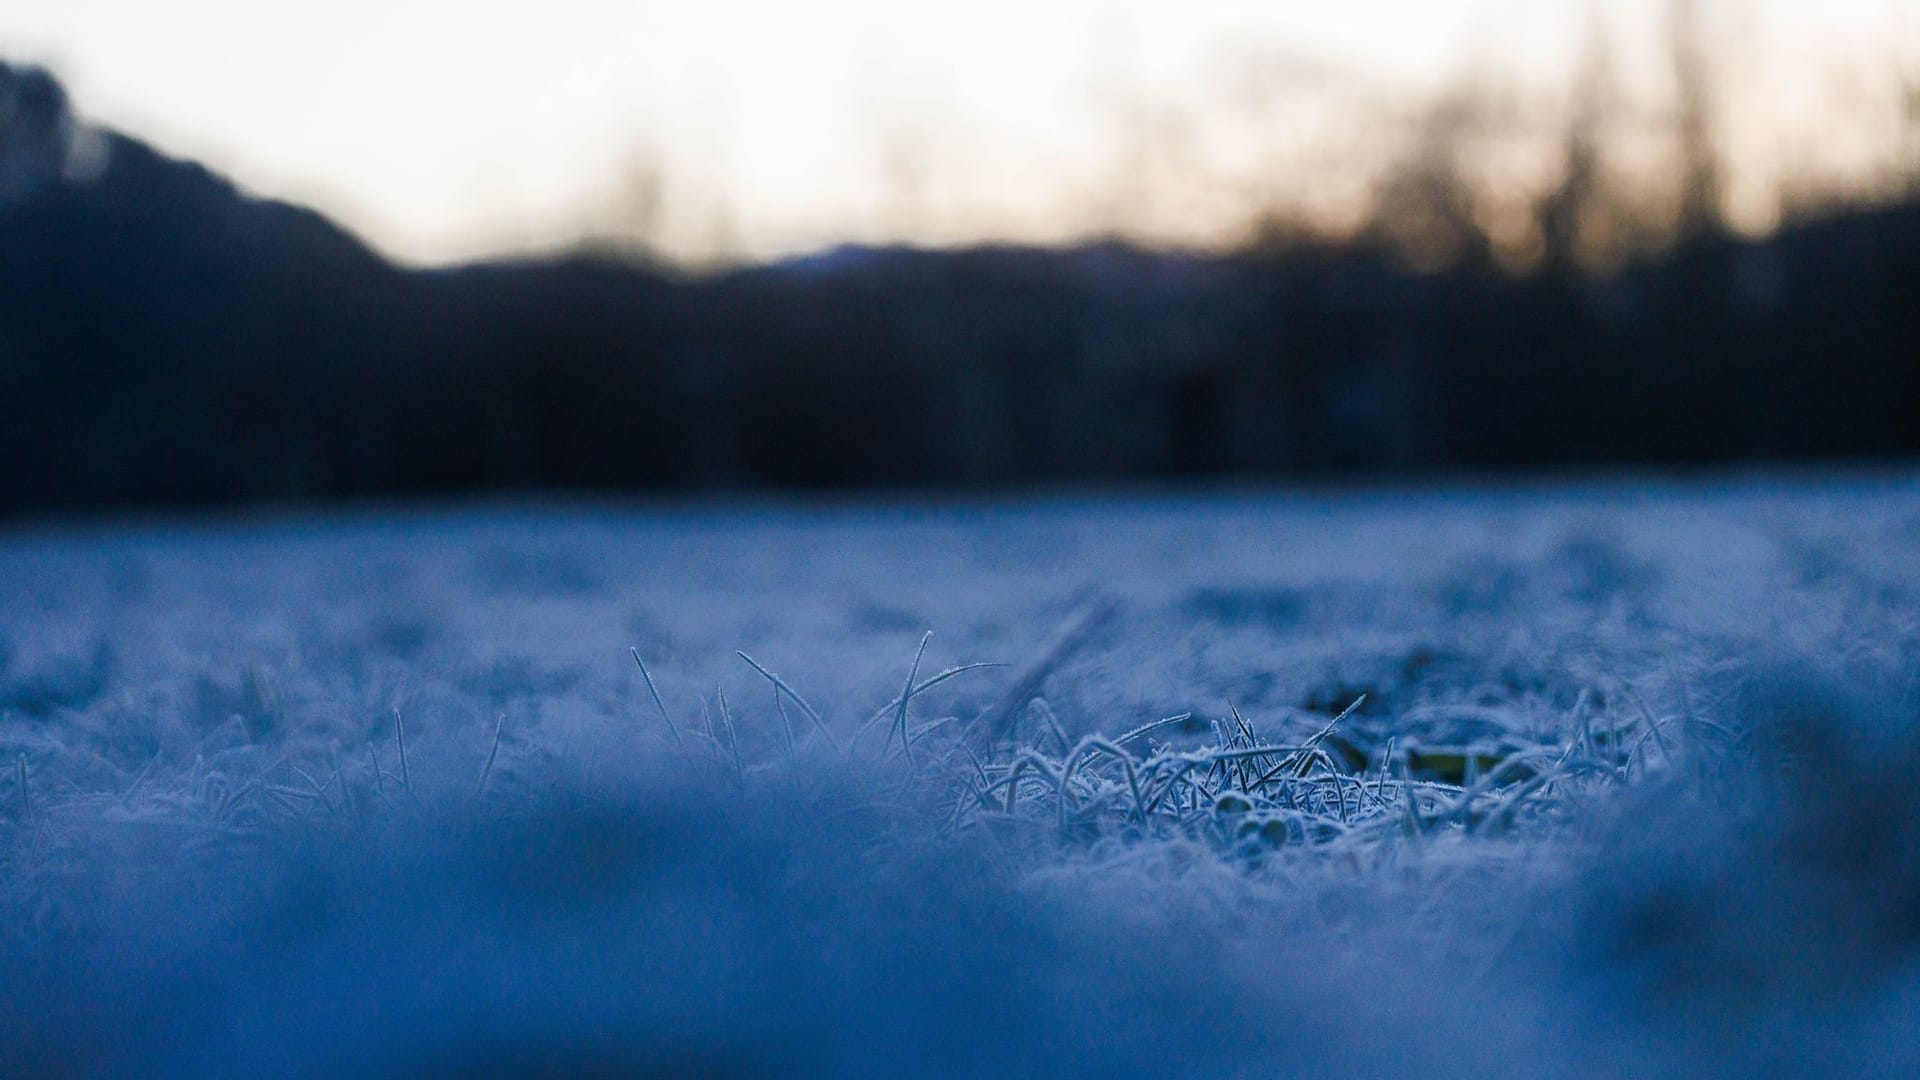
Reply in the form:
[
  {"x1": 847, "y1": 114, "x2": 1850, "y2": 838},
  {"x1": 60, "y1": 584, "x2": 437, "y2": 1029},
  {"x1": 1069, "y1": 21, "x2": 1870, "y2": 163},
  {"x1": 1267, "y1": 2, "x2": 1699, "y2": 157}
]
[{"x1": 3, "y1": 59, "x2": 1917, "y2": 515}]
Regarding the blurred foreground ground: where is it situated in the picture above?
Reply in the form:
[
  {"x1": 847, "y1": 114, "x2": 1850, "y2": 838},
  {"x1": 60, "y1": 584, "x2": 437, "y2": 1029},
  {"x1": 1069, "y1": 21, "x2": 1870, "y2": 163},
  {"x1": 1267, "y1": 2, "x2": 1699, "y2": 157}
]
[{"x1": 3, "y1": 470, "x2": 1920, "y2": 1076}]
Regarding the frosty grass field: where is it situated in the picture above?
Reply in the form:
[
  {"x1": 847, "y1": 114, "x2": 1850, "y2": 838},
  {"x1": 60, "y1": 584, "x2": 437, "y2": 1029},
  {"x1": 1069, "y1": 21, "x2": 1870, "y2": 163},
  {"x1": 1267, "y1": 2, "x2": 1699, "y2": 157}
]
[{"x1": 4, "y1": 470, "x2": 1920, "y2": 1076}]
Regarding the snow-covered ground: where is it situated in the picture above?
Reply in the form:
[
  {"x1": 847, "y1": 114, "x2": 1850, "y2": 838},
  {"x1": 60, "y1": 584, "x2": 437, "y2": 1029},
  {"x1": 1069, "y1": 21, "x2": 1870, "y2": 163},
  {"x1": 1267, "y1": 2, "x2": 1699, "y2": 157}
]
[{"x1": 4, "y1": 471, "x2": 1920, "y2": 1076}]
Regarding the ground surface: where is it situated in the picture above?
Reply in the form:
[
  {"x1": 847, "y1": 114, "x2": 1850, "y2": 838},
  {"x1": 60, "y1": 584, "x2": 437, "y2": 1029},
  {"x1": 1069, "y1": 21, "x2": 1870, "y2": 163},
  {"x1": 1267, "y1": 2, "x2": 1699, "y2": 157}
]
[{"x1": 4, "y1": 471, "x2": 1920, "y2": 1076}]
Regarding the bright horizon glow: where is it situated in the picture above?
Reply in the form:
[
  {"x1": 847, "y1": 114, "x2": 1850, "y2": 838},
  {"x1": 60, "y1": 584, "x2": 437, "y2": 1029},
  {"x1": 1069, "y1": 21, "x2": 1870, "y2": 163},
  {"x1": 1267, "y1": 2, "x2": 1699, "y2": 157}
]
[{"x1": 2, "y1": 0, "x2": 1913, "y2": 266}]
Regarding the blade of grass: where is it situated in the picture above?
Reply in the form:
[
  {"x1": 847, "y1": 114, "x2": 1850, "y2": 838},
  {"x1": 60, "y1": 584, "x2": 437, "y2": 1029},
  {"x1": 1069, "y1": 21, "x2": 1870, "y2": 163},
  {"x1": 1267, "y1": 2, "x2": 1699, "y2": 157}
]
[
  {"x1": 982, "y1": 596, "x2": 1115, "y2": 741},
  {"x1": 631, "y1": 648, "x2": 684, "y2": 747},
  {"x1": 392, "y1": 708, "x2": 413, "y2": 798},
  {"x1": 473, "y1": 713, "x2": 506, "y2": 800},
  {"x1": 737, "y1": 651, "x2": 836, "y2": 747},
  {"x1": 858, "y1": 663, "x2": 1008, "y2": 741},
  {"x1": 717, "y1": 686, "x2": 744, "y2": 778},
  {"x1": 1031, "y1": 699, "x2": 1072, "y2": 754},
  {"x1": 773, "y1": 688, "x2": 795, "y2": 756},
  {"x1": 891, "y1": 632, "x2": 933, "y2": 766},
  {"x1": 1115, "y1": 713, "x2": 1192, "y2": 747}
]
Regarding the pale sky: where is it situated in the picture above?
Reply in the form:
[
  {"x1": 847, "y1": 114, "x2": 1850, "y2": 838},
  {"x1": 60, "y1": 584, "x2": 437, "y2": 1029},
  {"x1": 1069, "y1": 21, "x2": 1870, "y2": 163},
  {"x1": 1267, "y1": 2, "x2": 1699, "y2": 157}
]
[{"x1": 2, "y1": 0, "x2": 1911, "y2": 265}]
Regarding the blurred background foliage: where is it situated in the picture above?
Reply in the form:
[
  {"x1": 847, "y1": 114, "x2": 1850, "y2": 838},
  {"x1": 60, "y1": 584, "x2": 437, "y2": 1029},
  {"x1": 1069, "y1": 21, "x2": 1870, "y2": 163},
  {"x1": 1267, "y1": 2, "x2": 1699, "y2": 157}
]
[{"x1": 3, "y1": 0, "x2": 1918, "y2": 514}]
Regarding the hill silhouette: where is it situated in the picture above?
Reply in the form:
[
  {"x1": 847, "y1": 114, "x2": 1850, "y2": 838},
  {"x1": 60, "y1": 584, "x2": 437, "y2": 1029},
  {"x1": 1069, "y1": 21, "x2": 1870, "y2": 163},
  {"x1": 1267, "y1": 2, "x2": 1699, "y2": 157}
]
[{"x1": 3, "y1": 59, "x2": 1917, "y2": 514}]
